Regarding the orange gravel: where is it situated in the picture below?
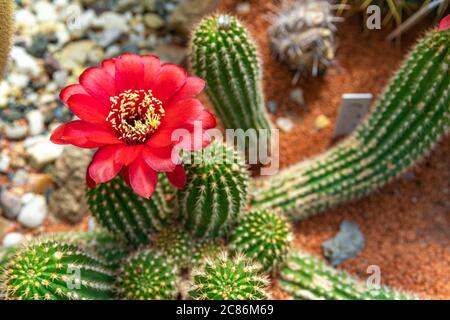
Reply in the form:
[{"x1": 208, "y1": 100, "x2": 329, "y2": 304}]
[{"x1": 219, "y1": 0, "x2": 450, "y2": 299}]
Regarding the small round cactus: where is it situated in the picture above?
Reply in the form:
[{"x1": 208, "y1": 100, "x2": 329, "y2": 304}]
[
  {"x1": 115, "y1": 249, "x2": 178, "y2": 300},
  {"x1": 191, "y1": 239, "x2": 223, "y2": 268},
  {"x1": 177, "y1": 141, "x2": 249, "y2": 239},
  {"x1": 86, "y1": 174, "x2": 174, "y2": 247},
  {"x1": 189, "y1": 251, "x2": 270, "y2": 300},
  {"x1": 152, "y1": 225, "x2": 193, "y2": 268},
  {"x1": 1, "y1": 241, "x2": 115, "y2": 300},
  {"x1": 268, "y1": 0, "x2": 341, "y2": 80},
  {"x1": 229, "y1": 210, "x2": 292, "y2": 272}
]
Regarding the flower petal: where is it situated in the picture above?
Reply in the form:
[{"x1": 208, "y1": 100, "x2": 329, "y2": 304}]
[
  {"x1": 128, "y1": 158, "x2": 158, "y2": 198},
  {"x1": 146, "y1": 128, "x2": 179, "y2": 148},
  {"x1": 79, "y1": 67, "x2": 116, "y2": 106},
  {"x1": 161, "y1": 99, "x2": 214, "y2": 129},
  {"x1": 121, "y1": 167, "x2": 132, "y2": 188},
  {"x1": 67, "y1": 94, "x2": 110, "y2": 124},
  {"x1": 100, "y1": 58, "x2": 116, "y2": 78},
  {"x1": 60, "y1": 84, "x2": 88, "y2": 105},
  {"x1": 142, "y1": 145, "x2": 178, "y2": 172},
  {"x1": 88, "y1": 146, "x2": 122, "y2": 185},
  {"x1": 168, "y1": 77, "x2": 205, "y2": 104},
  {"x1": 154, "y1": 63, "x2": 187, "y2": 103},
  {"x1": 142, "y1": 55, "x2": 161, "y2": 91},
  {"x1": 115, "y1": 53, "x2": 144, "y2": 92},
  {"x1": 50, "y1": 120, "x2": 121, "y2": 148},
  {"x1": 166, "y1": 165, "x2": 186, "y2": 189},
  {"x1": 114, "y1": 144, "x2": 144, "y2": 166}
]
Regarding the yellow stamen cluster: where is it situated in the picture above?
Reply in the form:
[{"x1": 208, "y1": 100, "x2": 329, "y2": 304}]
[{"x1": 107, "y1": 89, "x2": 165, "y2": 144}]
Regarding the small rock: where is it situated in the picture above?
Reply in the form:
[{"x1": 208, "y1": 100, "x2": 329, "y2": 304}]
[
  {"x1": 28, "y1": 173, "x2": 54, "y2": 194},
  {"x1": 8, "y1": 73, "x2": 30, "y2": 89},
  {"x1": 96, "y1": 12, "x2": 130, "y2": 32},
  {"x1": 141, "y1": 0, "x2": 157, "y2": 11},
  {"x1": 29, "y1": 35, "x2": 50, "y2": 58},
  {"x1": 15, "y1": 9, "x2": 37, "y2": 31},
  {"x1": 34, "y1": 1, "x2": 58, "y2": 23},
  {"x1": 26, "y1": 109, "x2": 45, "y2": 136},
  {"x1": 0, "y1": 189, "x2": 22, "y2": 219},
  {"x1": 12, "y1": 169, "x2": 29, "y2": 187},
  {"x1": 236, "y1": 2, "x2": 251, "y2": 15},
  {"x1": 52, "y1": 70, "x2": 69, "y2": 88},
  {"x1": 0, "y1": 153, "x2": 10, "y2": 173},
  {"x1": 26, "y1": 138, "x2": 64, "y2": 167},
  {"x1": 5, "y1": 123, "x2": 28, "y2": 140},
  {"x1": 322, "y1": 220, "x2": 365, "y2": 267},
  {"x1": 18, "y1": 193, "x2": 48, "y2": 228},
  {"x1": 55, "y1": 40, "x2": 96, "y2": 71},
  {"x1": 289, "y1": 88, "x2": 305, "y2": 106},
  {"x1": 0, "y1": 216, "x2": 14, "y2": 237},
  {"x1": 267, "y1": 100, "x2": 278, "y2": 113},
  {"x1": 10, "y1": 46, "x2": 40, "y2": 77},
  {"x1": 2, "y1": 232, "x2": 26, "y2": 247},
  {"x1": 276, "y1": 117, "x2": 295, "y2": 133},
  {"x1": 150, "y1": 43, "x2": 187, "y2": 65},
  {"x1": 315, "y1": 114, "x2": 331, "y2": 130},
  {"x1": 98, "y1": 29, "x2": 123, "y2": 47},
  {"x1": 144, "y1": 13, "x2": 164, "y2": 29}
]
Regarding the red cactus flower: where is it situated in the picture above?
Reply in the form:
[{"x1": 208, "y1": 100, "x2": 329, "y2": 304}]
[
  {"x1": 51, "y1": 53, "x2": 216, "y2": 198},
  {"x1": 438, "y1": 14, "x2": 450, "y2": 31}
]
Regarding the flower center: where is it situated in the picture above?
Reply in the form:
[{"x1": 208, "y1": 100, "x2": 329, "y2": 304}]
[{"x1": 106, "y1": 89, "x2": 165, "y2": 144}]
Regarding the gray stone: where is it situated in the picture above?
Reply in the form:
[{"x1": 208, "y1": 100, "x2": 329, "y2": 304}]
[
  {"x1": 55, "y1": 40, "x2": 96, "y2": 71},
  {"x1": 18, "y1": 193, "x2": 48, "y2": 228},
  {"x1": 26, "y1": 137, "x2": 64, "y2": 167},
  {"x1": 322, "y1": 220, "x2": 365, "y2": 267},
  {"x1": 26, "y1": 109, "x2": 45, "y2": 136},
  {"x1": 95, "y1": 12, "x2": 130, "y2": 32},
  {"x1": 10, "y1": 46, "x2": 40, "y2": 77},
  {"x1": 0, "y1": 189, "x2": 22, "y2": 219},
  {"x1": 98, "y1": 29, "x2": 123, "y2": 47},
  {"x1": 144, "y1": 13, "x2": 164, "y2": 29},
  {"x1": 12, "y1": 169, "x2": 29, "y2": 187},
  {"x1": 151, "y1": 43, "x2": 187, "y2": 65},
  {"x1": 268, "y1": 100, "x2": 278, "y2": 113},
  {"x1": 5, "y1": 124, "x2": 28, "y2": 140},
  {"x1": 276, "y1": 117, "x2": 295, "y2": 133},
  {"x1": 289, "y1": 88, "x2": 305, "y2": 106},
  {"x1": 168, "y1": 0, "x2": 219, "y2": 36},
  {"x1": 0, "y1": 153, "x2": 10, "y2": 173},
  {"x1": 2, "y1": 232, "x2": 26, "y2": 247}
]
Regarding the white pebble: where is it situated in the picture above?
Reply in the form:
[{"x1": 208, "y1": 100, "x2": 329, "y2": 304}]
[
  {"x1": 2, "y1": 232, "x2": 26, "y2": 247},
  {"x1": 18, "y1": 194, "x2": 48, "y2": 228}
]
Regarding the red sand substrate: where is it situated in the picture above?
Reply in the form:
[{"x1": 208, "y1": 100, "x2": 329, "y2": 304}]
[{"x1": 219, "y1": 0, "x2": 449, "y2": 299}]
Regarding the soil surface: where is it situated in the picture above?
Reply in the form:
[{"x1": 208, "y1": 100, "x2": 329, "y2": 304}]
[{"x1": 219, "y1": 0, "x2": 450, "y2": 299}]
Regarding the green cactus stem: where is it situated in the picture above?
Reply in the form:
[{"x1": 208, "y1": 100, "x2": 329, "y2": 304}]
[
  {"x1": 229, "y1": 210, "x2": 292, "y2": 272},
  {"x1": 252, "y1": 27, "x2": 450, "y2": 221},
  {"x1": 190, "y1": 14, "x2": 273, "y2": 138},
  {"x1": 86, "y1": 174, "x2": 174, "y2": 247},
  {"x1": 0, "y1": 0, "x2": 13, "y2": 78},
  {"x1": 279, "y1": 251, "x2": 416, "y2": 300},
  {"x1": 1, "y1": 240, "x2": 115, "y2": 300},
  {"x1": 191, "y1": 238, "x2": 223, "y2": 268},
  {"x1": 115, "y1": 249, "x2": 178, "y2": 300},
  {"x1": 177, "y1": 141, "x2": 249, "y2": 239},
  {"x1": 189, "y1": 251, "x2": 270, "y2": 300},
  {"x1": 152, "y1": 225, "x2": 193, "y2": 268}
]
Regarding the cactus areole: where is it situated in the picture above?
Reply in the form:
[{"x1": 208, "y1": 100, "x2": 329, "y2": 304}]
[{"x1": 50, "y1": 53, "x2": 216, "y2": 198}]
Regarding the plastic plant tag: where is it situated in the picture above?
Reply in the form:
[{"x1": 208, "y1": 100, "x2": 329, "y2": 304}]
[{"x1": 333, "y1": 93, "x2": 372, "y2": 138}]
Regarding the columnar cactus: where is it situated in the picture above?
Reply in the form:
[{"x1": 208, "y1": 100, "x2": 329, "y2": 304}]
[
  {"x1": 191, "y1": 14, "x2": 273, "y2": 137},
  {"x1": 268, "y1": 0, "x2": 340, "y2": 79},
  {"x1": 229, "y1": 210, "x2": 292, "y2": 272},
  {"x1": 252, "y1": 27, "x2": 450, "y2": 221},
  {"x1": 279, "y1": 251, "x2": 416, "y2": 300},
  {"x1": 189, "y1": 251, "x2": 270, "y2": 300},
  {"x1": 177, "y1": 141, "x2": 249, "y2": 238},
  {"x1": 152, "y1": 225, "x2": 193, "y2": 268},
  {"x1": 115, "y1": 250, "x2": 178, "y2": 300},
  {"x1": 86, "y1": 175, "x2": 174, "y2": 247},
  {"x1": 0, "y1": 241, "x2": 115, "y2": 300},
  {"x1": 0, "y1": 0, "x2": 13, "y2": 78}
]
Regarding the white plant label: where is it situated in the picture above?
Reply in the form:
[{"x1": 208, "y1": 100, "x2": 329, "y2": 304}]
[{"x1": 333, "y1": 93, "x2": 372, "y2": 138}]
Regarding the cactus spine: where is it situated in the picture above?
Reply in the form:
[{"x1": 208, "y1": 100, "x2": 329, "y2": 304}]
[
  {"x1": 1, "y1": 241, "x2": 115, "y2": 300},
  {"x1": 189, "y1": 251, "x2": 270, "y2": 300},
  {"x1": 280, "y1": 251, "x2": 416, "y2": 300},
  {"x1": 152, "y1": 225, "x2": 193, "y2": 268},
  {"x1": 252, "y1": 28, "x2": 450, "y2": 221},
  {"x1": 86, "y1": 175, "x2": 174, "y2": 247},
  {"x1": 177, "y1": 141, "x2": 249, "y2": 239},
  {"x1": 116, "y1": 250, "x2": 178, "y2": 300},
  {"x1": 191, "y1": 14, "x2": 273, "y2": 137},
  {"x1": 229, "y1": 210, "x2": 292, "y2": 272},
  {"x1": 0, "y1": 0, "x2": 13, "y2": 78}
]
